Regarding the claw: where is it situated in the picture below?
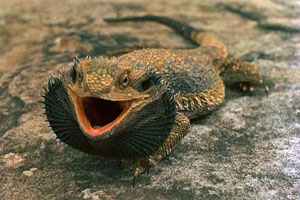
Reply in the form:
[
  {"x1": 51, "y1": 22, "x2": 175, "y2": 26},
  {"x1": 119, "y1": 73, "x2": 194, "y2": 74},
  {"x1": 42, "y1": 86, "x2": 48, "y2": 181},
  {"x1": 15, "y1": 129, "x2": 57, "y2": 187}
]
[
  {"x1": 264, "y1": 85, "x2": 269, "y2": 98},
  {"x1": 132, "y1": 176, "x2": 136, "y2": 188},
  {"x1": 131, "y1": 158, "x2": 153, "y2": 187},
  {"x1": 238, "y1": 82, "x2": 269, "y2": 97},
  {"x1": 257, "y1": 82, "x2": 269, "y2": 97}
]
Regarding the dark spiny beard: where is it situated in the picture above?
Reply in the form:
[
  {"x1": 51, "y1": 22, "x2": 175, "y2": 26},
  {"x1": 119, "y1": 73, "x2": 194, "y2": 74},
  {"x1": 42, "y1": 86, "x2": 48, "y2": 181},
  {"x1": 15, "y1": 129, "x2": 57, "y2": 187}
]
[{"x1": 43, "y1": 70, "x2": 177, "y2": 160}]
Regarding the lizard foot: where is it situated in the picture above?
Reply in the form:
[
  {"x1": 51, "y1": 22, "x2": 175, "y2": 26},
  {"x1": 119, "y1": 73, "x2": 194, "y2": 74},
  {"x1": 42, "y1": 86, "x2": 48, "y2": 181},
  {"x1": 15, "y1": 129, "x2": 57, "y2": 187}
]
[
  {"x1": 238, "y1": 82, "x2": 269, "y2": 97},
  {"x1": 132, "y1": 157, "x2": 158, "y2": 187}
]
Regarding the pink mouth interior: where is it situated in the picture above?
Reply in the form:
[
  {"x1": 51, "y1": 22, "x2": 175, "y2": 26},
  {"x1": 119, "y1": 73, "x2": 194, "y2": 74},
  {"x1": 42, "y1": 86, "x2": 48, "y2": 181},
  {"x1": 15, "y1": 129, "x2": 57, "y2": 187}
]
[{"x1": 74, "y1": 96, "x2": 132, "y2": 137}]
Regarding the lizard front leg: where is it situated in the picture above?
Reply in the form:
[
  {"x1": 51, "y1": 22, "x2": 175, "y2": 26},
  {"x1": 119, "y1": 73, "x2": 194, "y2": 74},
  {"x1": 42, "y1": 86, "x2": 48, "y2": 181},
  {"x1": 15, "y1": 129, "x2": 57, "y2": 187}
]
[
  {"x1": 132, "y1": 113, "x2": 190, "y2": 185},
  {"x1": 219, "y1": 59, "x2": 269, "y2": 96}
]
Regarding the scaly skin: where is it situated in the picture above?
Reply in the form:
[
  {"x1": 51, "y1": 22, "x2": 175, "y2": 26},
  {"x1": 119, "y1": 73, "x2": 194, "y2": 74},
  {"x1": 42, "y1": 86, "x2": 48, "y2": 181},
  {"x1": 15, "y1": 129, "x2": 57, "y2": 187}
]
[{"x1": 44, "y1": 15, "x2": 268, "y2": 185}]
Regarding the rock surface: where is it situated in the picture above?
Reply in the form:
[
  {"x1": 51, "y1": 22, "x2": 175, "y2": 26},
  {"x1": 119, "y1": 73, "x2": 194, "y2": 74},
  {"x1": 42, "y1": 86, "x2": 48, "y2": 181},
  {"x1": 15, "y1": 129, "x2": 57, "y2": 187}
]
[{"x1": 0, "y1": 0, "x2": 299, "y2": 199}]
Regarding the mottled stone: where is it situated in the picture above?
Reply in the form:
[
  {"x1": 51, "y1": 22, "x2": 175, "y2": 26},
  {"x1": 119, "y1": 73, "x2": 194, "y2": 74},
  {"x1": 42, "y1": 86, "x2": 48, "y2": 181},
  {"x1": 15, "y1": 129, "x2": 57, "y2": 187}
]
[
  {"x1": 30, "y1": 168, "x2": 38, "y2": 172},
  {"x1": 91, "y1": 195, "x2": 100, "y2": 200},
  {"x1": 0, "y1": 0, "x2": 299, "y2": 199},
  {"x1": 3, "y1": 153, "x2": 24, "y2": 168},
  {"x1": 82, "y1": 189, "x2": 92, "y2": 199},
  {"x1": 23, "y1": 170, "x2": 34, "y2": 177}
]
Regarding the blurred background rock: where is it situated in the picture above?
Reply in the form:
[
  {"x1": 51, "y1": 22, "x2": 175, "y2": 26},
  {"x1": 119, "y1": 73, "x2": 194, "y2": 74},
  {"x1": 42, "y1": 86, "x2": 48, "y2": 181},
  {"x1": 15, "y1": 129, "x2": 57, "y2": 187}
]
[{"x1": 0, "y1": 0, "x2": 299, "y2": 199}]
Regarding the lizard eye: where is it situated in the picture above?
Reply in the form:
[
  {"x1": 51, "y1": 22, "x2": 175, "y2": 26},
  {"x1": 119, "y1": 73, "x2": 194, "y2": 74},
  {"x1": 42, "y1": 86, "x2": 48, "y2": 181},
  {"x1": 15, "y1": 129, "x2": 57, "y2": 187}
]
[{"x1": 120, "y1": 71, "x2": 129, "y2": 89}]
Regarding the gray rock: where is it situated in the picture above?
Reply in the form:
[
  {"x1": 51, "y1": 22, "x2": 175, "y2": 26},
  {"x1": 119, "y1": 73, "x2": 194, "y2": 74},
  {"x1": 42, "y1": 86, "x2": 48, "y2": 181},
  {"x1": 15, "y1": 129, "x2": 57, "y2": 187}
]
[{"x1": 0, "y1": 0, "x2": 299, "y2": 199}]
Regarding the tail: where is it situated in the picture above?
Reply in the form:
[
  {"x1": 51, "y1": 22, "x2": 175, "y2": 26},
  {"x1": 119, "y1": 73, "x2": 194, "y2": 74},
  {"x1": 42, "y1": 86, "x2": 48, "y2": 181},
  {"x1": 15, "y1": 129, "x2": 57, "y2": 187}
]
[
  {"x1": 104, "y1": 15, "x2": 204, "y2": 46},
  {"x1": 104, "y1": 15, "x2": 227, "y2": 55}
]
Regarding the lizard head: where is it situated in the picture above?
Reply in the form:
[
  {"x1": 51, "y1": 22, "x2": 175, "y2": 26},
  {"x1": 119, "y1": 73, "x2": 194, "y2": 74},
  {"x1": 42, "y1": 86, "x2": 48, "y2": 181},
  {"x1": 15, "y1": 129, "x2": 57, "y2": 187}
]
[
  {"x1": 66, "y1": 57, "x2": 169, "y2": 138},
  {"x1": 67, "y1": 57, "x2": 162, "y2": 101},
  {"x1": 44, "y1": 56, "x2": 176, "y2": 159}
]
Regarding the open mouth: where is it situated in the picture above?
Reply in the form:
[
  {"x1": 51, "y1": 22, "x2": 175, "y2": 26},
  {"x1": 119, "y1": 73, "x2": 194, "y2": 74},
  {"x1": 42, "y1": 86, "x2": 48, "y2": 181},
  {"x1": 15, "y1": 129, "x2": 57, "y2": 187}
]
[{"x1": 71, "y1": 94, "x2": 133, "y2": 138}]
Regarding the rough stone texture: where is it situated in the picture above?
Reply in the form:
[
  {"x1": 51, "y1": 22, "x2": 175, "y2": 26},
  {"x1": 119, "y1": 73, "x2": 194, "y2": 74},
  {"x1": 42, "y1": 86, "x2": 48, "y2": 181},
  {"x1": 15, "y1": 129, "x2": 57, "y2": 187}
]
[
  {"x1": 0, "y1": 0, "x2": 299, "y2": 199},
  {"x1": 3, "y1": 153, "x2": 24, "y2": 169}
]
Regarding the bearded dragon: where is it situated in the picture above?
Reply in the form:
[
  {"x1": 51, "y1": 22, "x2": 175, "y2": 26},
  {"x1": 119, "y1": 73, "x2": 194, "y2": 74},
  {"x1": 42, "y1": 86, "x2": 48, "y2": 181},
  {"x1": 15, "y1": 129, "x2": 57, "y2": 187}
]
[{"x1": 44, "y1": 15, "x2": 268, "y2": 186}]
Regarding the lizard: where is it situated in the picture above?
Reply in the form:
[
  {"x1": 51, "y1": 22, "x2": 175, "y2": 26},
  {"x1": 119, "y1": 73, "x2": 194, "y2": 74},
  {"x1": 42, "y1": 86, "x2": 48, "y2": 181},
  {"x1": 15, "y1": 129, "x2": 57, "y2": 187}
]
[{"x1": 43, "y1": 15, "x2": 268, "y2": 186}]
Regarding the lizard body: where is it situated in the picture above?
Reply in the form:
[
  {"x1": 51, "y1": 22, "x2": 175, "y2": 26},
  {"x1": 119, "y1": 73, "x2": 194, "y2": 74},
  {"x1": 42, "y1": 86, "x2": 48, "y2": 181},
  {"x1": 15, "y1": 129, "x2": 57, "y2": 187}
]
[{"x1": 44, "y1": 15, "x2": 268, "y2": 183}]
